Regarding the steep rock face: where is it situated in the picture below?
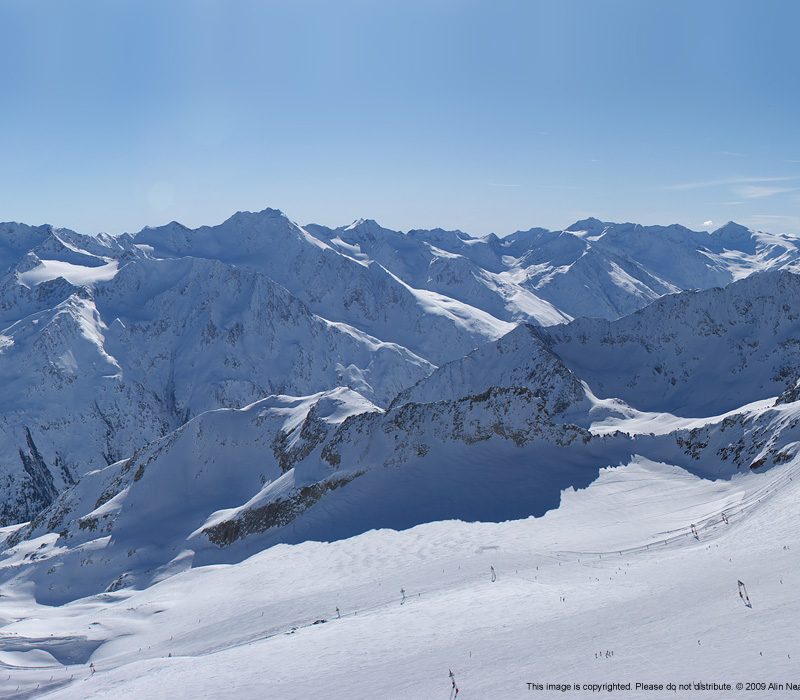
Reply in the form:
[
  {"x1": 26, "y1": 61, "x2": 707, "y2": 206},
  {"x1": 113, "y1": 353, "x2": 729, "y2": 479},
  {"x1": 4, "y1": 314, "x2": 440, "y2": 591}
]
[
  {"x1": 547, "y1": 270, "x2": 800, "y2": 415},
  {"x1": 316, "y1": 386, "x2": 586, "y2": 474},
  {"x1": 392, "y1": 324, "x2": 584, "y2": 415},
  {"x1": 0, "y1": 293, "x2": 168, "y2": 523},
  {"x1": 0, "y1": 253, "x2": 431, "y2": 525},
  {"x1": 94, "y1": 256, "x2": 432, "y2": 411},
  {"x1": 3, "y1": 389, "x2": 379, "y2": 602},
  {"x1": 17, "y1": 427, "x2": 61, "y2": 518}
]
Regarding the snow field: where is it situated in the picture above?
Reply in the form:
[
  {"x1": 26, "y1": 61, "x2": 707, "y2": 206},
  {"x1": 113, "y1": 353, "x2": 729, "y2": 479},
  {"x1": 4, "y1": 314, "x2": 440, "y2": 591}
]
[{"x1": 0, "y1": 457, "x2": 797, "y2": 699}]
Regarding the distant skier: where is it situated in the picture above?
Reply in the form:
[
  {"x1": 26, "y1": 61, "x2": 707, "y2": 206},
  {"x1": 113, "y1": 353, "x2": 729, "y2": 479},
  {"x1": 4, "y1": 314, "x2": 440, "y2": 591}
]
[
  {"x1": 721, "y1": 512, "x2": 729, "y2": 525},
  {"x1": 400, "y1": 588, "x2": 406, "y2": 605},
  {"x1": 336, "y1": 607, "x2": 341, "y2": 619},
  {"x1": 89, "y1": 663, "x2": 95, "y2": 675},
  {"x1": 691, "y1": 523, "x2": 699, "y2": 540},
  {"x1": 738, "y1": 580, "x2": 752, "y2": 608},
  {"x1": 490, "y1": 565, "x2": 496, "y2": 582}
]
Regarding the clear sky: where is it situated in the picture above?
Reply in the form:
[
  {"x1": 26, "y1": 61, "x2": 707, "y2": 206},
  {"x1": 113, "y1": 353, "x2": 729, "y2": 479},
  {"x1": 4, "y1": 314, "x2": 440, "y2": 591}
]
[{"x1": 1, "y1": 0, "x2": 799, "y2": 236}]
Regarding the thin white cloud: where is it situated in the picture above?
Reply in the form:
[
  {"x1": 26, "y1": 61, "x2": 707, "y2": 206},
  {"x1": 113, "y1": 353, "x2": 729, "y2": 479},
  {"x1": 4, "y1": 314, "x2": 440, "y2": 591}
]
[
  {"x1": 734, "y1": 185, "x2": 799, "y2": 199},
  {"x1": 664, "y1": 175, "x2": 797, "y2": 191},
  {"x1": 703, "y1": 220, "x2": 713, "y2": 227},
  {"x1": 718, "y1": 151, "x2": 746, "y2": 157}
]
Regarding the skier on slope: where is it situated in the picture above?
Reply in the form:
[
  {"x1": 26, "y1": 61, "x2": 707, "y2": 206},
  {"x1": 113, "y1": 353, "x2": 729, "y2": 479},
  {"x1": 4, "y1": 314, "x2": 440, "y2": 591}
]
[{"x1": 490, "y1": 565, "x2": 496, "y2": 582}]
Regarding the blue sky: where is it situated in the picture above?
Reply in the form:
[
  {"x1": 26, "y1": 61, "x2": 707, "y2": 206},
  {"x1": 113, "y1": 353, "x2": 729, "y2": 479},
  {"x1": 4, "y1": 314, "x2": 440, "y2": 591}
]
[{"x1": 1, "y1": 0, "x2": 799, "y2": 236}]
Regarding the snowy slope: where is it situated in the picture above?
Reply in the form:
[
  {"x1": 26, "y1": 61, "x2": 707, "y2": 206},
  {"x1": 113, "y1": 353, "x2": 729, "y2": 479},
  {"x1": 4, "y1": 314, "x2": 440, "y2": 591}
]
[
  {"x1": 393, "y1": 268, "x2": 800, "y2": 419},
  {"x1": 308, "y1": 219, "x2": 571, "y2": 325},
  {"x1": 3, "y1": 388, "x2": 380, "y2": 604},
  {"x1": 1, "y1": 207, "x2": 799, "y2": 526},
  {"x1": 0, "y1": 224, "x2": 799, "y2": 697},
  {"x1": 392, "y1": 323, "x2": 585, "y2": 415},
  {"x1": 134, "y1": 209, "x2": 514, "y2": 365},
  {"x1": 24, "y1": 361, "x2": 800, "y2": 590},
  {"x1": 136, "y1": 209, "x2": 800, "y2": 356},
  {"x1": 1, "y1": 455, "x2": 798, "y2": 699},
  {"x1": 327, "y1": 216, "x2": 800, "y2": 322},
  {"x1": 547, "y1": 270, "x2": 800, "y2": 415},
  {"x1": 0, "y1": 245, "x2": 431, "y2": 525},
  {"x1": 10, "y1": 270, "x2": 800, "y2": 599}
]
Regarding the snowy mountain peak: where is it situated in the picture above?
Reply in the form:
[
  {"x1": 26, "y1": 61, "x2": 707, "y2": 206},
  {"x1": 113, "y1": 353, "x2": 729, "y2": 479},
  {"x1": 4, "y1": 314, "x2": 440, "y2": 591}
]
[
  {"x1": 223, "y1": 207, "x2": 289, "y2": 225},
  {"x1": 344, "y1": 217, "x2": 381, "y2": 231},
  {"x1": 712, "y1": 220, "x2": 750, "y2": 236},
  {"x1": 4, "y1": 206, "x2": 800, "y2": 534},
  {"x1": 338, "y1": 218, "x2": 396, "y2": 244},
  {"x1": 407, "y1": 227, "x2": 472, "y2": 243},
  {"x1": 564, "y1": 216, "x2": 609, "y2": 235},
  {"x1": 141, "y1": 220, "x2": 190, "y2": 232},
  {"x1": 710, "y1": 220, "x2": 754, "y2": 244}
]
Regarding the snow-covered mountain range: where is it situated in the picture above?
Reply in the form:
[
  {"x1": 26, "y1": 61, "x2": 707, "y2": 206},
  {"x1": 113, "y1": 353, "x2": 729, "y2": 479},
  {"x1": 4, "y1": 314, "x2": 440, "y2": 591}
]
[
  {"x1": 1, "y1": 209, "x2": 799, "y2": 528},
  {"x1": 2, "y1": 208, "x2": 800, "y2": 697},
  {"x1": 13, "y1": 268, "x2": 800, "y2": 601}
]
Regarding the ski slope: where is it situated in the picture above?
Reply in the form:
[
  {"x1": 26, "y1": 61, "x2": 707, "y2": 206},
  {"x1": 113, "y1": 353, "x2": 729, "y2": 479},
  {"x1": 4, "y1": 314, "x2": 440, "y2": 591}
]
[{"x1": 1, "y1": 456, "x2": 798, "y2": 699}]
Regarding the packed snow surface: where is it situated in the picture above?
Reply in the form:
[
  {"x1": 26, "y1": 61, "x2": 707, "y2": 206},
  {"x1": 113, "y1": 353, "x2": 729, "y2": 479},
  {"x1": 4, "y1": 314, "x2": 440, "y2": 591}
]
[{"x1": 0, "y1": 457, "x2": 797, "y2": 699}]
